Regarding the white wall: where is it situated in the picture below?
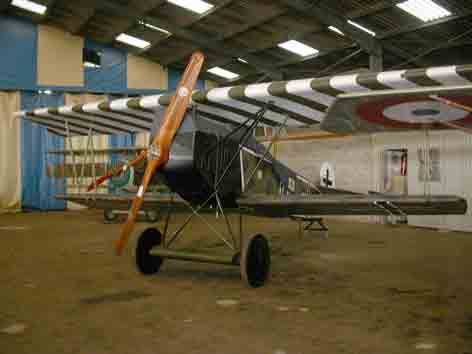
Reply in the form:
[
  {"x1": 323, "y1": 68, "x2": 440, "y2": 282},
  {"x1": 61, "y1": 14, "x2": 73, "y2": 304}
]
[
  {"x1": 372, "y1": 131, "x2": 472, "y2": 232},
  {"x1": 274, "y1": 130, "x2": 472, "y2": 232}
]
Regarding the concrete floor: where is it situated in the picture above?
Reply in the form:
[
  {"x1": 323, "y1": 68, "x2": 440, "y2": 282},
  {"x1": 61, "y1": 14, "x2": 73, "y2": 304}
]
[{"x1": 1, "y1": 210, "x2": 472, "y2": 354}]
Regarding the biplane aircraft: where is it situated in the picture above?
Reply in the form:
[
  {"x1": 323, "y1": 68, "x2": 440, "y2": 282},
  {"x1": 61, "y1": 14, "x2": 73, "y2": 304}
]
[{"x1": 16, "y1": 52, "x2": 472, "y2": 287}]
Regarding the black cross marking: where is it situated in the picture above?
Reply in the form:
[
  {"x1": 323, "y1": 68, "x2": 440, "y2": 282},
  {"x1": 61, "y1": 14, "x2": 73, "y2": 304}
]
[{"x1": 322, "y1": 168, "x2": 333, "y2": 187}]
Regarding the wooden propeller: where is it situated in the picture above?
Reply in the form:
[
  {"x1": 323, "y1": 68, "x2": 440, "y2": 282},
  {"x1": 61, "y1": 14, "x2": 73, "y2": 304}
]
[{"x1": 115, "y1": 51, "x2": 205, "y2": 255}]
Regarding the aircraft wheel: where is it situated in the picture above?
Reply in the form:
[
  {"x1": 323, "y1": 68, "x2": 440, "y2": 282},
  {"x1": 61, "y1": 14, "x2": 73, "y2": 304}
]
[
  {"x1": 241, "y1": 234, "x2": 271, "y2": 288},
  {"x1": 145, "y1": 210, "x2": 159, "y2": 223},
  {"x1": 103, "y1": 209, "x2": 118, "y2": 222},
  {"x1": 136, "y1": 228, "x2": 164, "y2": 275}
]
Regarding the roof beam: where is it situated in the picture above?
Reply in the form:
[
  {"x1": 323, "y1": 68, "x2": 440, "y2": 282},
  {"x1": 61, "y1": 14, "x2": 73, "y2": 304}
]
[
  {"x1": 347, "y1": 1, "x2": 395, "y2": 19},
  {"x1": 69, "y1": 2, "x2": 99, "y2": 35},
  {"x1": 157, "y1": 7, "x2": 287, "y2": 66},
  {"x1": 40, "y1": 0, "x2": 57, "y2": 22},
  {"x1": 143, "y1": 16, "x2": 283, "y2": 80},
  {"x1": 100, "y1": 0, "x2": 167, "y2": 42},
  {"x1": 92, "y1": 0, "x2": 281, "y2": 79},
  {"x1": 379, "y1": 11, "x2": 472, "y2": 39},
  {"x1": 277, "y1": 0, "x2": 382, "y2": 57},
  {"x1": 146, "y1": 0, "x2": 235, "y2": 49},
  {"x1": 0, "y1": 2, "x2": 10, "y2": 12}
]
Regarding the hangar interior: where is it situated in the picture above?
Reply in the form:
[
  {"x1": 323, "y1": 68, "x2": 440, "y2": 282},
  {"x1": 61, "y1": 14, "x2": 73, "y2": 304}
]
[{"x1": 1, "y1": 0, "x2": 472, "y2": 353}]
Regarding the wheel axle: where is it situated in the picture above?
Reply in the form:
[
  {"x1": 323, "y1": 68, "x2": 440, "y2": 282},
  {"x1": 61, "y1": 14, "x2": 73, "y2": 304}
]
[{"x1": 150, "y1": 248, "x2": 240, "y2": 266}]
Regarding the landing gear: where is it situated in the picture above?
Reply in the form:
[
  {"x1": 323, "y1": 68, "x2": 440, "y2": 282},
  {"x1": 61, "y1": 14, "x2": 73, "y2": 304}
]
[
  {"x1": 134, "y1": 213, "x2": 272, "y2": 287},
  {"x1": 136, "y1": 228, "x2": 164, "y2": 275},
  {"x1": 241, "y1": 234, "x2": 271, "y2": 288}
]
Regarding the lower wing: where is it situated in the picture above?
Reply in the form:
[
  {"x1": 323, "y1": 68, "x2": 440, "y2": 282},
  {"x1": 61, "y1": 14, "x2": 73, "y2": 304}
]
[
  {"x1": 237, "y1": 194, "x2": 467, "y2": 218},
  {"x1": 55, "y1": 193, "x2": 186, "y2": 212}
]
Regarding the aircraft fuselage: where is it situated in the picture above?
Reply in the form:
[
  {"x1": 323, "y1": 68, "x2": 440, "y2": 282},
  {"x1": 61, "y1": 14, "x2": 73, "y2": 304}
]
[{"x1": 154, "y1": 109, "x2": 318, "y2": 207}]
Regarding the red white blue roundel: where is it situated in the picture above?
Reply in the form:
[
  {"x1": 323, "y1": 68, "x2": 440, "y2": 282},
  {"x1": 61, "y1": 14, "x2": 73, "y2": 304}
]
[{"x1": 357, "y1": 96, "x2": 472, "y2": 129}]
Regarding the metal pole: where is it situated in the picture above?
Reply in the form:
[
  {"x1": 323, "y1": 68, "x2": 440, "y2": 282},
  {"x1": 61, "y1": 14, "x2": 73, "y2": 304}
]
[
  {"x1": 162, "y1": 194, "x2": 174, "y2": 247},
  {"x1": 65, "y1": 120, "x2": 78, "y2": 187},
  {"x1": 239, "y1": 211, "x2": 243, "y2": 251},
  {"x1": 90, "y1": 129, "x2": 96, "y2": 199}
]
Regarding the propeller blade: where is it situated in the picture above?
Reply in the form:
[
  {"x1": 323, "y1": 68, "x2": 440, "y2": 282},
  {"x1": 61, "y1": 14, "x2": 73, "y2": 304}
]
[
  {"x1": 115, "y1": 51, "x2": 205, "y2": 255},
  {"x1": 87, "y1": 149, "x2": 147, "y2": 192},
  {"x1": 115, "y1": 158, "x2": 161, "y2": 255}
]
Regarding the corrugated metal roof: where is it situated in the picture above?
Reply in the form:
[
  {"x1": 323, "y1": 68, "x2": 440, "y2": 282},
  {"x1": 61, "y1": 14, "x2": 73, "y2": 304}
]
[{"x1": 4, "y1": 0, "x2": 472, "y2": 84}]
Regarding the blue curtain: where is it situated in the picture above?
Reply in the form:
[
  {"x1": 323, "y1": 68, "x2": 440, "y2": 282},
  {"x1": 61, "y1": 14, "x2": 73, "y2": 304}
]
[{"x1": 21, "y1": 91, "x2": 66, "y2": 210}]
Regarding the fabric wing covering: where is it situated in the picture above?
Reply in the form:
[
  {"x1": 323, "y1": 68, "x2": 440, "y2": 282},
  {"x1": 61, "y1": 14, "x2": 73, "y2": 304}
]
[{"x1": 15, "y1": 65, "x2": 472, "y2": 136}]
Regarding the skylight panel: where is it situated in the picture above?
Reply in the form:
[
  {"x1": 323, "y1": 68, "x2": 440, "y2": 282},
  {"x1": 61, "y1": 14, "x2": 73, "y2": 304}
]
[
  {"x1": 11, "y1": 0, "x2": 47, "y2": 15},
  {"x1": 396, "y1": 0, "x2": 451, "y2": 22},
  {"x1": 167, "y1": 0, "x2": 214, "y2": 14},
  {"x1": 278, "y1": 40, "x2": 319, "y2": 57},
  {"x1": 116, "y1": 33, "x2": 151, "y2": 49},
  {"x1": 207, "y1": 67, "x2": 239, "y2": 80},
  {"x1": 347, "y1": 20, "x2": 376, "y2": 36},
  {"x1": 138, "y1": 20, "x2": 172, "y2": 36},
  {"x1": 328, "y1": 26, "x2": 345, "y2": 36}
]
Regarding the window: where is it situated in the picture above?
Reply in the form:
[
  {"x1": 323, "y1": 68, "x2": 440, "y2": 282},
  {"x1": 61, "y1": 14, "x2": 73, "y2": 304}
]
[{"x1": 83, "y1": 48, "x2": 101, "y2": 68}]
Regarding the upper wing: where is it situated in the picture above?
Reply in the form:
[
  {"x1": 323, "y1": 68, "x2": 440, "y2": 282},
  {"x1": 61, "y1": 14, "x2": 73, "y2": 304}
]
[
  {"x1": 15, "y1": 64, "x2": 472, "y2": 136},
  {"x1": 238, "y1": 194, "x2": 467, "y2": 217},
  {"x1": 321, "y1": 85, "x2": 472, "y2": 134}
]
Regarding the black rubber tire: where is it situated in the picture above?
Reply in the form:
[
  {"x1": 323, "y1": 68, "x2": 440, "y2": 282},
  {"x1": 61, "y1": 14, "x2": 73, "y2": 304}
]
[
  {"x1": 136, "y1": 228, "x2": 164, "y2": 275},
  {"x1": 241, "y1": 234, "x2": 271, "y2": 288},
  {"x1": 145, "y1": 210, "x2": 159, "y2": 223},
  {"x1": 103, "y1": 209, "x2": 118, "y2": 221}
]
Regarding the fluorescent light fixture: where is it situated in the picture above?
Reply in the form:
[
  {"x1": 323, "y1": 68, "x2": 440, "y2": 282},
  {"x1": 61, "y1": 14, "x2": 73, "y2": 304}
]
[
  {"x1": 167, "y1": 0, "x2": 214, "y2": 14},
  {"x1": 11, "y1": 0, "x2": 47, "y2": 15},
  {"x1": 278, "y1": 40, "x2": 319, "y2": 57},
  {"x1": 207, "y1": 67, "x2": 239, "y2": 80},
  {"x1": 347, "y1": 20, "x2": 376, "y2": 36},
  {"x1": 237, "y1": 57, "x2": 248, "y2": 64},
  {"x1": 396, "y1": 0, "x2": 451, "y2": 22},
  {"x1": 138, "y1": 20, "x2": 172, "y2": 35},
  {"x1": 38, "y1": 89, "x2": 52, "y2": 95},
  {"x1": 328, "y1": 26, "x2": 345, "y2": 36},
  {"x1": 116, "y1": 33, "x2": 151, "y2": 49}
]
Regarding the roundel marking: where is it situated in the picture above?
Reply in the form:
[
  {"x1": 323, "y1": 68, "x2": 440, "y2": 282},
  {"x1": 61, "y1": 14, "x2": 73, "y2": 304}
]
[{"x1": 356, "y1": 95, "x2": 472, "y2": 129}]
